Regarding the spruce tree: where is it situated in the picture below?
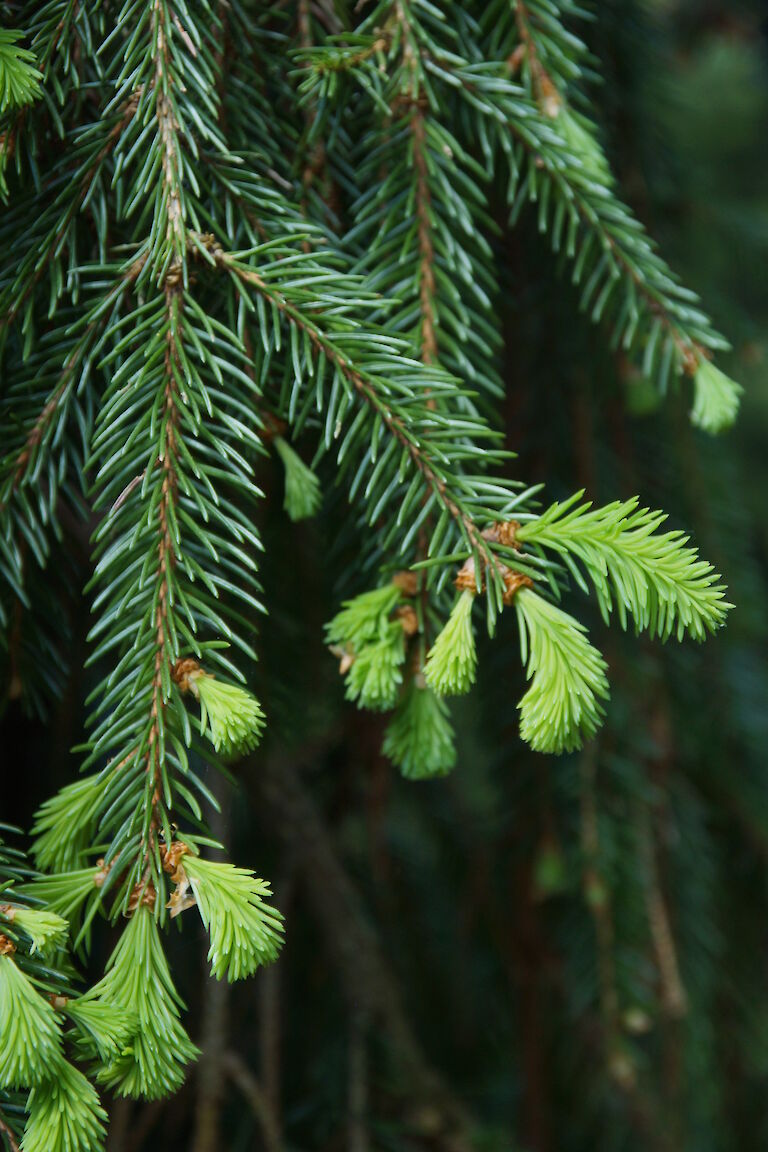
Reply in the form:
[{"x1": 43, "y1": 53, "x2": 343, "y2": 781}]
[{"x1": 0, "y1": 2, "x2": 751, "y2": 1149}]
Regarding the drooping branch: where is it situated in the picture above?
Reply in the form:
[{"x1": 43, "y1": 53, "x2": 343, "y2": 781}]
[
  {"x1": 393, "y1": 0, "x2": 437, "y2": 365},
  {"x1": 1, "y1": 94, "x2": 138, "y2": 330},
  {"x1": 203, "y1": 241, "x2": 506, "y2": 589},
  {"x1": 144, "y1": 278, "x2": 183, "y2": 855}
]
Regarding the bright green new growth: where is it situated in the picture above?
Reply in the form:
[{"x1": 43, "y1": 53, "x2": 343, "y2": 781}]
[
  {"x1": 0, "y1": 955, "x2": 61, "y2": 1088},
  {"x1": 0, "y1": 31, "x2": 41, "y2": 113},
  {"x1": 1, "y1": 906, "x2": 69, "y2": 956},
  {"x1": 191, "y1": 675, "x2": 266, "y2": 756},
  {"x1": 691, "y1": 359, "x2": 743, "y2": 433},
  {"x1": 327, "y1": 585, "x2": 410, "y2": 709},
  {"x1": 383, "y1": 679, "x2": 457, "y2": 780},
  {"x1": 82, "y1": 907, "x2": 199, "y2": 1100},
  {"x1": 31, "y1": 776, "x2": 103, "y2": 873},
  {"x1": 515, "y1": 588, "x2": 610, "y2": 755},
  {"x1": 65, "y1": 995, "x2": 136, "y2": 1064},
  {"x1": 345, "y1": 623, "x2": 406, "y2": 710},
  {"x1": 19, "y1": 870, "x2": 101, "y2": 928},
  {"x1": 517, "y1": 494, "x2": 732, "y2": 640},
  {"x1": 551, "y1": 104, "x2": 613, "y2": 185},
  {"x1": 0, "y1": 834, "x2": 102, "y2": 1152},
  {"x1": 22, "y1": 1057, "x2": 107, "y2": 1152},
  {"x1": 326, "y1": 585, "x2": 403, "y2": 650},
  {"x1": 274, "y1": 436, "x2": 322, "y2": 522},
  {"x1": 182, "y1": 854, "x2": 284, "y2": 982},
  {"x1": 425, "y1": 591, "x2": 478, "y2": 697}
]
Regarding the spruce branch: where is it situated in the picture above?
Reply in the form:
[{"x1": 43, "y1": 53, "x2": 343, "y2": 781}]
[
  {"x1": 84, "y1": 270, "x2": 266, "y2": 908},
  {"x1": 0, "y1": 31, "x2": 42, "y2": 112},
  {"x1": 0, "y1": 5, "x2": 744, "y2": 1140},
  {"x1": 383, "y1": 677, "x2": 456, "y2": 779},
  {"x1": 143, "y1": 279, "x2": 184, "y2": 851},
  {"x1": 80, "y1": 905, "x2": 199, "y2": 1099},
  {"x1": 327, "y1": 584, "x2": 405, "y2": 650},
  {"x1": 22, "y1": 0, "x2": 83, "y2": 83},
  {"x1": 0, "y1": 96, "x2": 138, "y2": 329},
  {"x1": 344, "y1": 5, "x2": 503, "y2": 399},
  {"x1": 516, "y1": 494, "x2": 731, "y2": 640},
  {"x1": 0, "y1": 905, "x2": 69, "y2": 957},
  {"x1": 421, "y1": 37, "x2": 737, "y2": 414},
  {"x1": 392, "y1": 0, "x2": 439, "y2": 366},
  {"x1": 18, "y1": 868, "x2": 107, "y2": 936},
  {"x1": 0, "y1": 955, "x2": 61, "y2": 1088},
  {"x1": 0, "y1": 259, "x2": 147, "y2": 625},
  {"x1": 0, "y1": 830, "x2": 106, "y2": 1152},
  {"x1": 206, "y1": 241, "x2": 516, "y2": 615},
  {"x1": 345, "y1": 621, "x2": 407, "y2": 710},
  {"x1": 77, "y1": 5, "x2": 265, "y2": 907},
  {"x1": 22, "y1": 1058, "x2": 107, "y2": 1152},
  {"x1": 273, "y1": 436, "x2": 322, "y2": 521},
  {"x1": 174, "y1": 660, "x2": 266, "y2": 755},
  {"x1": 4, "y1": 258, "x2": 147, "y2": 490},
  {"x1": 424, "y1": 589, "x2": 478, "y2": 696},
  {"x1": 175, "y1": 852, "x2": 284, "y2": 982},
  {"x1": 327, "y1": 583, "x2": 413, "y2": 708},
  {"x1": 31, "y1": 776, "x2": 104, "y2": 874},
  {"x1": 691, "y1": 359, "x2": 743, "y2": 434},
  {"x1": 514, "y1": 586, "x2": 610, "y2": 754},
  {"x1": 313, "y1": 5, "x2": 738, "y2": 418},
  {"x1": 63, "y1": 996, "x2": 136, "y2": 1063},
  {"x1": 71, "y1": 1, "x2": 267, "y2": 918},
  {"x1": 150, "y1": 0, "x2": 188, "y2": 268}
]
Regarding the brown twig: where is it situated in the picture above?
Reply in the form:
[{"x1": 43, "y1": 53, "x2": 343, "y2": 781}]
[
  {"x1": 222, "y1": 1051, "x2": 283, "y2": 1152},
  {"x1": 393, "y1": 1, "x2": 437, "y2": 366},
  {"x1": 0, "y1": 1109, "x2": 21, "y2": 1152},
  {"x1": 252, "y1": 749, "x2": 481, "y2": 1150},
  {"x1": 144, "y1": 274, "x2": 182, "y2": 848}
]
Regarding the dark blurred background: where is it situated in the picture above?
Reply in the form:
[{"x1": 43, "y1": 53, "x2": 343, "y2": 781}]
[{"x1": 4, "y1": 1, "x2": 768, "y2": 1149}]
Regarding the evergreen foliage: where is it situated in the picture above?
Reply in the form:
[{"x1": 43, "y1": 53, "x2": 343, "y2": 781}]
[
  {"x1": 273, "y1": 435, "x2": 322, "y2": 521},
  {"x1": 0, "y1": 0, "x2": 754, "y2": 1145},
  {"x1": 30, "y1": 777, "x2": 104, "y2": 874},
  {"x1": 0, "y1": 831, "x2": 106, "y2": 1150},
  {"x1": 425, "y1": 590, "x2": 479, "y2": 697},
  {"x1": 180, "y1": 852, "x2": 284, "y2": 981},
  {"x1": 0, "y1": 955, "x2": 61, "y2": 1088},
  {"x1": 63, "y1": 996, "x2": 136, "y2": 1065},
  {"x1": 80, "y1": 906, "x2": 199, "y2": 1100},
  {"x1": 691, "y1": 359, "x2": 744, "y2": 434},
  {"x1": 0, "y1": 905, "x2": 69, "y2": 957},
  {"x1": 515, "y1": 586, "x2": 609, "y2": 754},
  {"x1": 22, "y1": 1061, "x2": 106, "y2": 1152},
  {"x1": 18, "y1": 869, "x2": 103, "y2": 934},
  {"x1": 185, "y1": 668, "x2": 266, "y2": 756},
  {"x1": 0, "y1": 31, "x2": 40, "y2": 114},
  {"x1": 383, "y1": 677, "x2": 457, "y2": 779},
  {"x1": 517, "y1": 494, "x2": 731, "y2": 639}
]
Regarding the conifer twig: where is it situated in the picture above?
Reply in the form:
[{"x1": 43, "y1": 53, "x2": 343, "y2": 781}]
[{"x1": 206, "y1": 243, "x2": 501, "y2": 579}]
